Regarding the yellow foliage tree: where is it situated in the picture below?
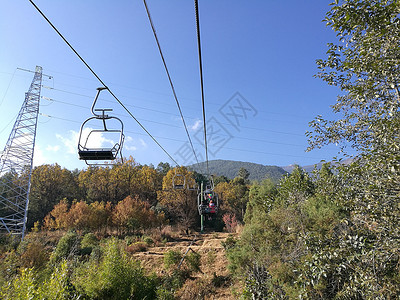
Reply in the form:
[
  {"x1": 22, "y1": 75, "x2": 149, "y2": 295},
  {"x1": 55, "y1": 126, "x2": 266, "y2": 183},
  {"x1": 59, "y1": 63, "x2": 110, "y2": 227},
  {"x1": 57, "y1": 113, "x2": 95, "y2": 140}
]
[{"x1": 157, "y1": 167, "x2": 198, "y2": 229}]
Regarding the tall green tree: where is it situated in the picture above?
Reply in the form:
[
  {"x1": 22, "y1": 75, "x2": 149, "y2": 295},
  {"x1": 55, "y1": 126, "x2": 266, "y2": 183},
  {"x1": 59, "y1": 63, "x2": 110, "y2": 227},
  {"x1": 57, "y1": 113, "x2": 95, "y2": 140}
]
[{"x1": 304, "y1": 0, "x2": 400, "y2": 297}]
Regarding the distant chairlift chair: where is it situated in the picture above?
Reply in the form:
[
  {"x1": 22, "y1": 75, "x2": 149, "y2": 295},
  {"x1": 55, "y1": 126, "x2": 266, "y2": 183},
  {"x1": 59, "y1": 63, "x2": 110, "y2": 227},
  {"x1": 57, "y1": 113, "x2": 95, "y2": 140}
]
[
  {"x1": 172, "y1": 172, "x2": 186, "y2": 189},
  {"x1": 78, "y1": 87, "x2": 125, "y2": 165}
]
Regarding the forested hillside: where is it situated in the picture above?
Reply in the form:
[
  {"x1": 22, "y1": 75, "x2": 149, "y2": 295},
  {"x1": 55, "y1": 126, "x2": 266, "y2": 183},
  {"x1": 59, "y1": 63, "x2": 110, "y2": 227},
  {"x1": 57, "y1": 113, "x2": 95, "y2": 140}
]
[{"x1": 189, "y1": 159, "x2": 287, "y2": 182}]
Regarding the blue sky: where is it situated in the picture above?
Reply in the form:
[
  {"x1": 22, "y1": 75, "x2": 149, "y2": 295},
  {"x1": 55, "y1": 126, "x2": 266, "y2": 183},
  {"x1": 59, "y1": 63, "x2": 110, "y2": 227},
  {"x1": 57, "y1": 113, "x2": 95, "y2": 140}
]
[{"x1": 0, "y1": 0, "x2": 351, "y2": 171}]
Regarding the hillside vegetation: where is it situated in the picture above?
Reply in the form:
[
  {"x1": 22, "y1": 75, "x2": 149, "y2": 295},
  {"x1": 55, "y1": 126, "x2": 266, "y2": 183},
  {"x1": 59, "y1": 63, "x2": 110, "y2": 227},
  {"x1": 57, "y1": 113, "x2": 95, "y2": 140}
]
[{"x1": 189, "y1": 159, "x2": 287, "y2": 182}]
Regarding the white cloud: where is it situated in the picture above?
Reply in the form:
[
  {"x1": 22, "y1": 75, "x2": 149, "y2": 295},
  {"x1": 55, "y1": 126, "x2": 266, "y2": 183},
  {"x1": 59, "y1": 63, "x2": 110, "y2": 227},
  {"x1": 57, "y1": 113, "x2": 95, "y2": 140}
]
[
  {"x1": 33, "y1": 145, "x2": 47, "y2": 166},
  {"x1": 139, "y1": 138, "x2": 147, "y2": 147},
  {"x1": 122, "y1": 136, "x2": 147, "y2": 152},
  {"x1": 56, "y1": 131, "x2": 79, "y2": 154},
  {"x1": 56, "y1": 128, "x2": 118, "y2": 155},
  {"x1": 125, "y1": 145, "x2": 137, "y2": 151},
  {"x1": 191, "y1": 119, "x2": 202, "y2": 131},
  {"x1": 46, "y1": 145, "x2": 60, "y2": 152}
]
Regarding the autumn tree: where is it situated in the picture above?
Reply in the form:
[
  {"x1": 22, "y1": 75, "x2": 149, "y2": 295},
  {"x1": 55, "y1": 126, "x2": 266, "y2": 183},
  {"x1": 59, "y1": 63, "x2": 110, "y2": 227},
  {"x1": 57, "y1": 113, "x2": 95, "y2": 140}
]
[
  {"x1": 157, "y1": 167, "x2": 198, "y2": 229},
  {"x1": 78, "y1": 166, "x2": 116, "y2": 204},
  {"x1": 28, "y1": 164, "x2": 79, "y2": 229},
  {"x1": 214, "y1": 177, "x2": 249, "y2": 222},
  {"x1": 79, "y1": 158, "x2": 160, "y2": 205},
  {"x1": 131, "y1": 165, "x2": 160, "y2": 205},
  {"x1": 112, "y1": 195, "x2": 163, "y2": 235},
  {"x1": 88, "y1": 201, "x2": 112, "y2": 234}
]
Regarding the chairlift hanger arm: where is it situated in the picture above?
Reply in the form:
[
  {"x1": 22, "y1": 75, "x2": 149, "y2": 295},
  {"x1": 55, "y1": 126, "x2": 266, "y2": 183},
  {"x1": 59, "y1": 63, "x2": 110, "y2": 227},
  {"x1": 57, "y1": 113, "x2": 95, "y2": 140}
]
[{"x1": 91, "y1": 87, "x2": 109, "y2": 117}]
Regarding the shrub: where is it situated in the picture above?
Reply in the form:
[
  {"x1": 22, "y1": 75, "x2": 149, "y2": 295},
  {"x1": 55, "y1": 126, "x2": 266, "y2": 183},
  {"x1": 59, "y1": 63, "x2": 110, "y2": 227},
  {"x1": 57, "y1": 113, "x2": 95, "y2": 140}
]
[
  {"x1": 221, "y1": 235, "x2": 237, "y2": 250},
  {"x1": 126, "y1": 242, "x2": 148, "y2": 254},
  {"x1": 185, "y1": 251, "x2": 201, "y2": 273},
  {"x1": 73, "y1": 239, "x2": 157, "y2": 299},
  {"x1": 142, "y1": 236, "x2": 154, "y2": 246},
  {"x1": 0, "y1": 233, "x2": 20, "y2": 252},
  {"x1": 50, "y1": 231, "x2": 80, "y2": 263},
  {"x1": 211, "y1": 272, "x2": 231, "y2": 288},
  {"x1": 156, "y1": 287, "x2": 175, "y2": 300},
  {"x1": 223, "y1": 213, "x2": 238, "y2": 233},
  {"x1": 80, "y1": 233, "x2": 98, "y2": 256},
  {"x1": 164, "y1": 250, "x2": 182, "y2": 270},
  {"x1": 0, "y1": 261, "x2": 71, "y2": 300},
  {"x1": 161, "y1": 269, "x2": 191, "y2": 291},
  {"x1": 20, "y1": 242, "x2": 49, "y2": 270}
]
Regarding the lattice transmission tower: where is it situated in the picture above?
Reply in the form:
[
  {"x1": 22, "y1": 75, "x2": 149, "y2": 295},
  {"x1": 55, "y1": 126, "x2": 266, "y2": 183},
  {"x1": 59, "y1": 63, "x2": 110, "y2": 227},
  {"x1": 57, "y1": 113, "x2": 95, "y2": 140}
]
[{"x1": 0, "y1": 66, "x2": 43, "y2": 240}]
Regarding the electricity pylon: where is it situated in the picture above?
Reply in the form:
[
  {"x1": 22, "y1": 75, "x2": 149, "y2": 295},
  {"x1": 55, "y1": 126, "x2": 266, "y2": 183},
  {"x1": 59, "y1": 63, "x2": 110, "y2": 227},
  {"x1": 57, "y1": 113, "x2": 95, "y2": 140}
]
[{"x1": 0, "y1": 66, "x2": 43, "y2": 240}]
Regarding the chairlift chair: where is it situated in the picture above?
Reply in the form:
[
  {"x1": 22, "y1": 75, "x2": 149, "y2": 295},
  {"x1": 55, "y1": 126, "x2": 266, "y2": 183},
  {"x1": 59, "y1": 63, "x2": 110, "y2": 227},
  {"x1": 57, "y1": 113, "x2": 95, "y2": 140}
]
[
  {"x1": 172, "y1": 172, "x2": 186, "y2": 189},
  {"x1": 78, "y1": 87, "x2": 125, "y2": 165},
  {"x1": 188, "y1": 182, "x2": 199, "y2": 191},
  {"x1": 197, "y1": 189, "x2": 219, "y2": 215}
]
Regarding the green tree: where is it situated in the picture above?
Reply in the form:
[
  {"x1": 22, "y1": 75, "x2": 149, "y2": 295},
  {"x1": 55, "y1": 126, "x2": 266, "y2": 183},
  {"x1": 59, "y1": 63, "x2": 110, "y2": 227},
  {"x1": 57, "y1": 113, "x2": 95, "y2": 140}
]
[
  {"x1": 73, "y1": 239, "x2": 157, "y2": 300},
  {"x1": 237, "y1": 167, "x2": 250, "y2": 181},
  {"x1": 304, "y1": 0, "x2": 400, "y2": 297}
]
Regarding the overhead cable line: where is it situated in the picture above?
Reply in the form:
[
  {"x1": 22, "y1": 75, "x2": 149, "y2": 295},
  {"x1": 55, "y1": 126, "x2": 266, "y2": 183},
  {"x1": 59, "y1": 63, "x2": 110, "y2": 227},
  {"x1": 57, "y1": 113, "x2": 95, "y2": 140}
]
[
  {"x1": 43, "y1": 85, "x2": 308, "y2": 130},
  {"x1": 28, "y1": 0, "x2": 179, "y2": 165},
  {"x1": 143, "y1": 0, "x2": 200, "y2": 167},
  {"x1": 43, "y1": 69, "x2": 319, "y2": 121},
  {"x1": 194, "y1": 0, "x2": 209, "y2": 176},
  {"x1": 41, "y1": 112, "x2": 336, "y2": 161},
  {"x1": 41, "y1": 95, "x2": 314, "y2": 148}
]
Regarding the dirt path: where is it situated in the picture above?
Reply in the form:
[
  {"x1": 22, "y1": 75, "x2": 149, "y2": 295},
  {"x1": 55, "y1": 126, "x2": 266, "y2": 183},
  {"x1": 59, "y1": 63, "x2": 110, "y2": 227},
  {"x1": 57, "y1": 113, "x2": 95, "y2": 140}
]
[{"x1": 133, "y1": 232, "x2": 238, "y2": 299}]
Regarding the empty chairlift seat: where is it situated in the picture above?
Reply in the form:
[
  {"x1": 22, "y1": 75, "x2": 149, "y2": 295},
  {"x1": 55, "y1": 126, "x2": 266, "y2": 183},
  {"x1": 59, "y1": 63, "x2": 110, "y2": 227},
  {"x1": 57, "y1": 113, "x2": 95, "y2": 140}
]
[{"x1": 77, "y1": 87, "x2": 125, "y2": 165}]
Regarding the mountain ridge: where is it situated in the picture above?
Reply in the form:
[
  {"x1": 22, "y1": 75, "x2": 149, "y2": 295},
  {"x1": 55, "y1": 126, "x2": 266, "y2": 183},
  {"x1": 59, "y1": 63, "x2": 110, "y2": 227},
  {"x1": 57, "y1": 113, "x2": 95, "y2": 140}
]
[
  {"x1": 188, "y1": 159, "x2": 288, "y2": 182},
  {"x1": 188, "y1": 158, "x2": 353, "y2": 182}
]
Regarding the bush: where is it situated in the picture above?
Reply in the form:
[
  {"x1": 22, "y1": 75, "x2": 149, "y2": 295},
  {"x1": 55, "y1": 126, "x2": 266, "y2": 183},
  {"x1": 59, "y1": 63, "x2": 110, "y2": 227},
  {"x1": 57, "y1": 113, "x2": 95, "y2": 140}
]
[
  {"x1": 221, "y1": 235, "x2": 237, "y2": 251},
  {"x1": 164, "y1": 250, "x2": 182, "y2": 270},
  {"x1": 0, "y1": 261, "x2": 72, "y2": 300},
  {"x1": 142, "y1": 236, "x2": 154, "y2": 246},
  {"x1": 0, "y1": 233, "x2": 20, "y2": 252},
  {"x1": 185, "y1": 251, "x2": 201, "y2": 273},
  {"x1": 50, "y1": 231, "x2": 80, "y2": 263},
  {"x1": 126, "y1": 242, "x2": 147, "y2": 254},
  {"x1": 156, "y1": 286, "x2": 175, "y2": 300},
  {"x1": 160, "y1": 269, "x2": 191, "y2": 292},
  {"x1": 223, "y1": 213, "x2": 238, "y2": 233},
  {"x1": 80, "y1": 233, "x2": 98, "y2": 255},
  {"x1": 212, "y1": 272, "x2": 231, "y2": 288},
  {"x1": 73, "y1": 239, "x2": 157, "y2": 299},
  {"x1": 20, "y1": 242, "x2": 49, "y2": 270}
]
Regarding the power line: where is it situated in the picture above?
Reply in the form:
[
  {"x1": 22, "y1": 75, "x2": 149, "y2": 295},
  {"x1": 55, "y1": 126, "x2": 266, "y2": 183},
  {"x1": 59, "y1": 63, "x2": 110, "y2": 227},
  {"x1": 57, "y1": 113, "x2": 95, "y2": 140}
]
[
  {"x1": 40, "y1": 95, "x2": 184, "y2": 130},
  {"x1": 42, "y1": 85, "x2": 308, "y2": 136},
  {"x1": 28, "y1": 0, "x2": 179, "y2": 166},
  {"x1": 39, "y1": 68, "x2": 320, "y2": 121},
  {"x1": 40, "y1": 112, "x2": 341, "y2": 161},
  {"x1": 194, "y1": 0, "x2": 209, "y2": 176},
  {"x1": 0, "y1": 68, "x2": 17, "y2": 108},
  {"x1": 143, "y1": 0, "x2": 200, "y2": 168},
  {"x1": 41, "y1": 95, "x2": 320, "y2": 149},
  {"x1": 42, "y1": 94, "x2": 359, "y2": 152}
]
